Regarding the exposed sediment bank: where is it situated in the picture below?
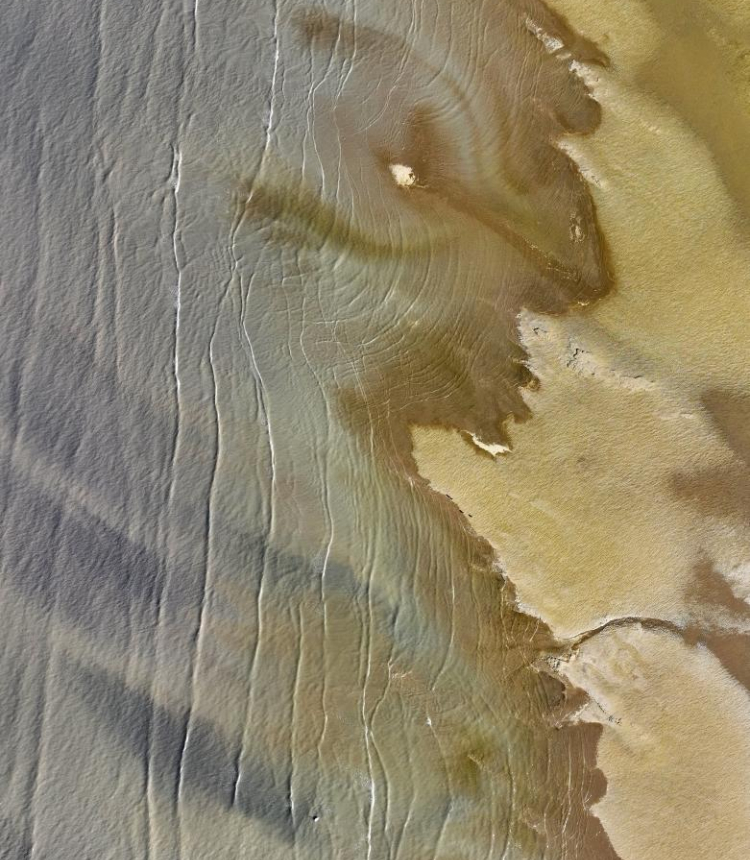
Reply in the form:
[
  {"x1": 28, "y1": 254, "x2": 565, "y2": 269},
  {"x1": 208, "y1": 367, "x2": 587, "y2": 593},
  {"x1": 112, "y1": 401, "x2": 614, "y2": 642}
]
[{"x1": 412, "y1": 0, "x2": 750, "y2": 856}]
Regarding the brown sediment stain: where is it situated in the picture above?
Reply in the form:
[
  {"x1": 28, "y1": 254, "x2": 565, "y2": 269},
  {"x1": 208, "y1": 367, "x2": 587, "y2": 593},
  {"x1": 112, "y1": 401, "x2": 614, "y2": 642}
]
[
  {"x1": 671, "y1": 465, "x2": 750, "y2": 520},
  {"x1": 702, "y1": 389, "x2": 750, "y2": 464},
  {"x1": 669, "y1": 392, "x2": 750, "y2": 691},
  {"x1": 668, "y1": 391, "x2": 750, "y2": 693},
  {"x1": 682, "y1": 560, "x2": 750, "y2": 691},
  {"x1": 670, "y1": 390, "x2": 750, "y2": 522}
]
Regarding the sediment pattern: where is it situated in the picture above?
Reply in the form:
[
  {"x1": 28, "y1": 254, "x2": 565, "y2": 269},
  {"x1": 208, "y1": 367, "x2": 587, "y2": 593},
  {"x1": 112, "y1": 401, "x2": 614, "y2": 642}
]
[
  {"x1": 413, "y1": 1, "x2": 750, "y2": 857},
  {"x1": 2, "y1": 0, "x2": 747, "y2": 858}
]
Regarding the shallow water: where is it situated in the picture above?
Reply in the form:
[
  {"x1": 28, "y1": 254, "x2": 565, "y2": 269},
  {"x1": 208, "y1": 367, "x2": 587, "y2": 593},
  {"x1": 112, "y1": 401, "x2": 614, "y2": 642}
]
[{"x1": 1, "y1": 0, "x2": 747, "y2": 858}]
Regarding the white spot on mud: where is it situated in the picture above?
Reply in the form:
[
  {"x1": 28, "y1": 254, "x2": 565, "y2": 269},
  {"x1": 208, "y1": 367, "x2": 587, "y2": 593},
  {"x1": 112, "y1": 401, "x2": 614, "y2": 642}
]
[
  {"x1": 469, "y1": 433, "x2": 511, "y2": 456},
  {"x1": 389, "y1": 163, "x2": 417, "y2": 188}
]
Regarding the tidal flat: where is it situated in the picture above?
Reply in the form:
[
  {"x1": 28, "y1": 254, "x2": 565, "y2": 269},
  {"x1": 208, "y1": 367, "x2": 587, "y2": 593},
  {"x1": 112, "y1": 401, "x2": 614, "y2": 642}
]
[{"x1": 0, "y1": 0, "x2": 747, "y2": 858}]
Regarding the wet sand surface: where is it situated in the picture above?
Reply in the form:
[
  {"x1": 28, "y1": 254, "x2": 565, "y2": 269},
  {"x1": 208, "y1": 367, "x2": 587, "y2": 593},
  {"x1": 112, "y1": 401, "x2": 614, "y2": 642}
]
[{"x1": 0, "y1": 0, "x2": 747, "y2": 858}]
